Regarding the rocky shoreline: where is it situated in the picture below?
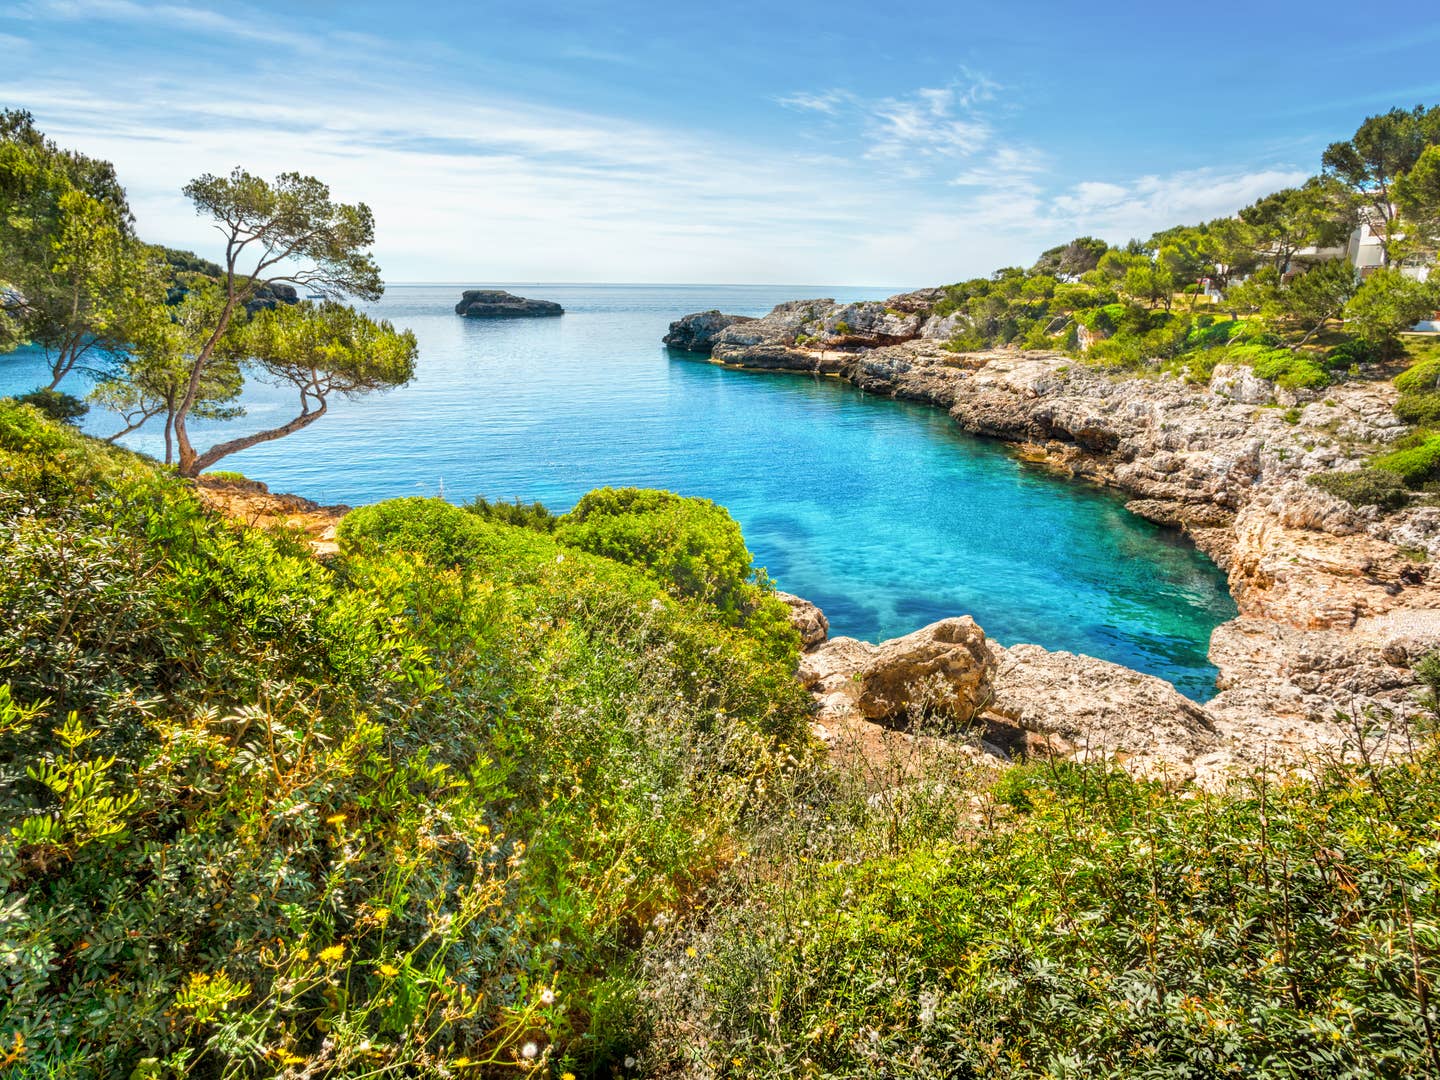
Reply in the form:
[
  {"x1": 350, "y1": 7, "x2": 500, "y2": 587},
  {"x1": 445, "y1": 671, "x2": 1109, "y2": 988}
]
[{"x1": 668, "y1": 295, "x2": 1440, "y2": 783}]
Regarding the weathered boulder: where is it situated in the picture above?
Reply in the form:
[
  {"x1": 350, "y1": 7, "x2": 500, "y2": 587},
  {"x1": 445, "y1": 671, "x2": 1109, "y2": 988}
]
[
  {"x1": 663, "y1": 310, "x2": 755, "y2": 353},
  {"x1": 455, "y1": 289, "x2": 563, "y2": 318},
  {"x1": 776, "y1": 591, "x2": 829, "y2": 649},
  {"x1": 800, "y1": 617, "x2": 996, "y2": 722}
]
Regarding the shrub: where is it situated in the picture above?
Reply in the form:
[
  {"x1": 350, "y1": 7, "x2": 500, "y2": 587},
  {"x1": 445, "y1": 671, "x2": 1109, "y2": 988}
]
[
  {"x1": 0, "y1": 409, "x2": 810, "y2": 1074},
  {"x1": 1308, "y1": 468, "x2": 1411, "y2": 511},
  {"x1": 667, "y1": 751, "x2": 1440, "y2": 1077},
  {"x1": 467, "y1": 494, "x2": 558, "y2": 532},
  {"x1": 12, "y1": 387, "x2": 88, "y2": 424},
  {"x1": 557, "y1": 488, "x2": 754, "y2": 613},
  {"x1": 1374, "y1": 430, "x2": 1440, "y2": 486}
]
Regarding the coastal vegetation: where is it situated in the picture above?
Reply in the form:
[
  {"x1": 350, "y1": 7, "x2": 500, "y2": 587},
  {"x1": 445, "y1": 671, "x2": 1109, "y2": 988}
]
[
  {"x1": 0, "y1": 109, "x2": 416, "y2": 475},
  {"x1": 3, "y1": 404, "x2": 1440, "y2": 1077},
  {"x1": 3, "y1": 100, "x2": 1440, "y2": 1078}
]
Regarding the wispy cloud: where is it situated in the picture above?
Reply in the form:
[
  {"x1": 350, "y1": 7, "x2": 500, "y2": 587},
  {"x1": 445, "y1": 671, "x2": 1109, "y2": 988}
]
[{"x1": 779, "y1": 74, "x2": 1007, "y2": 163}]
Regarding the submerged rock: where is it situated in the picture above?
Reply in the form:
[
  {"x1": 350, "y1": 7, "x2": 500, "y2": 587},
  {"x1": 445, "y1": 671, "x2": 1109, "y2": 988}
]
[
  {"x1": 455, "y1": 289, "x2": 563, "y2": 318},
  {"x1": 663, "y1": 310, "x2": 755, "y2": 354}
]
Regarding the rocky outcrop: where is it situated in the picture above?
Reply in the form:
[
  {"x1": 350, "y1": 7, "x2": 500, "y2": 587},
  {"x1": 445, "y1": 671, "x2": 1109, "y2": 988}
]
[
  {"x1": 666, "y1": 297, "x2": 1440, "y2": 775},
  {"x1": 663, "y1": 310, "x2": 755, "y2": 353},
  {"x1": 777, "y1": 591, "x2": 829, "y2": 649},
  {"x1": 245, "y1": 283, "x2": 299, "y2": 315},
  {"x1": 194, "y1": 476, "x2": 347, "y2": 558},
  {"x1": 455, "y1": 290, "x2": 563, "y2": 318},
  {"x1": 800, "y1": 616, "x2": 1228, "y2": 782},
  {"x1": 989, "y1": 644, "x2": 1221, "y2": 781}
]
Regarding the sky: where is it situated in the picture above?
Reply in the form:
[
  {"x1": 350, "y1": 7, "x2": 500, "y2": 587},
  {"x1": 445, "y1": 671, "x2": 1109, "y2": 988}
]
[{"x1": 3, "y1": 1, "x2": 1440, "y2": 286}]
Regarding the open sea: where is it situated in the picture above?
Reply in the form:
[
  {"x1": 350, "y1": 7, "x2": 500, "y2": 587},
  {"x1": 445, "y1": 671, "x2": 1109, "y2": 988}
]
[{"x1": 0, "y1": 282, "x2": 1238, "y2": 698}]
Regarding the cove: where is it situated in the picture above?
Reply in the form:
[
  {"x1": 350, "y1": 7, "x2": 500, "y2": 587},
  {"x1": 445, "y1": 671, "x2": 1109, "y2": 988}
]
[{"x1": 0, "y1": 283, "x2": 1237, "y2": 698}]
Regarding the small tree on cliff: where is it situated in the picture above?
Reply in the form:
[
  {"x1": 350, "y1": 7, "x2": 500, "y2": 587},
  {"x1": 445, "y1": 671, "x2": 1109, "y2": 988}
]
[{"x1": 168, "y1": 168, "x2": 410, "y2": 476}]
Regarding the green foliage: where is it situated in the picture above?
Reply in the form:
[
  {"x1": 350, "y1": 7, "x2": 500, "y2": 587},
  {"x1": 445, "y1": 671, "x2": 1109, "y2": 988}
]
[
  {"x1": 670, "y1": 749, "x2": 1440, "y2": 1077},
  {"x1": 11, "y1": 388, "x2": 88, "y2": 424},
  {"x1": 1345, "y1": 269, "x2": 1438, "y2": 358},
  {"x1": 467, "y1": 495, "x2": 559, "y2": 532},
  {"x1": 1374, "y1": 429, "x2": 1440, "y2": 486},
  {"x1": 0, "y1": 407, "x2": 810, "y2": 1076},
  {"x1": 557, "y1": 488, "x2": 751, "y2": 612},
  {"x1": 1307, "y1": 468, "x2": 1411, "y2": 511}
]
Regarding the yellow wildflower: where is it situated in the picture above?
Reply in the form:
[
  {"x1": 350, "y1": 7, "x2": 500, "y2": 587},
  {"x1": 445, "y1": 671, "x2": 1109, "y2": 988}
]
[
  {"x1": 318, "y1": 944, "x2": 345, "y2": 963},
  {"x1": 326, "y1": 813, "x2": 346, "y2": 826},
  {"x1": 685, "y1": 946, "x2": 697, "y2": 958},
  {"x1": 378, "y1": 963, "x2": 400, "y2": 978}
]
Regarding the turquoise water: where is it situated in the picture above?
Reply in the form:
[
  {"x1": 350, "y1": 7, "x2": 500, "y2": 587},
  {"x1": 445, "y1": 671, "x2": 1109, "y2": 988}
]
[{"x1": 0, "y1": 283, "x2": 1236, "y2": 698}]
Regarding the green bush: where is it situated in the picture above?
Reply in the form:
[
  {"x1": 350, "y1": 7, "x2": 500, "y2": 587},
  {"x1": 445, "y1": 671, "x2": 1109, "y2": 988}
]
[
  {"x1": 467, "y1": 494, "x2": 558, "y2": 532},
  {"x1": 671, "y1": 753, "x2": 1440, "y2": 1077},
  {"x1": 1374, "y1": 430, "x2": 1440, "y2": 486},
  {"x1": 0, "y1": 407, "x2": 810, "y2": 1075},
  {"x1": 1308, "y1": 468, "x2": 1411, "y2": 511},
  {"x1": 11, "y1": 387, "x2": 88, "y2": 424},
  {"x1": 556, "y1": 487, "x2": 752, "y2": 613}
]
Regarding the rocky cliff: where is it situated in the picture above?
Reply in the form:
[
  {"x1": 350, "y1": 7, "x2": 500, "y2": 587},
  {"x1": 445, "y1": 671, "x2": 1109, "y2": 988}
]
[
  {"x1": 455, "y1": 289, "x2": 564, "y2": 318},
  {"x1": 675, "y1": 291, "x2": 1440, "y2": 782}
]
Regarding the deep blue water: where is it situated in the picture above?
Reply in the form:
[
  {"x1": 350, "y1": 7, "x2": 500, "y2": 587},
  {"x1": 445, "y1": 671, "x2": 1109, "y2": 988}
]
[{"x1": 0, "y1": 282, "x2": 1237, "y2": 698}]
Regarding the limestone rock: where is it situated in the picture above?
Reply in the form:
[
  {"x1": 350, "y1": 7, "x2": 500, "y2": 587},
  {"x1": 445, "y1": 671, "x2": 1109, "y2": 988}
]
[
  {"x1": 455, "y1": 289, "x2": 563, "y2": 318},
  {"x1": 988, "y1": 644, "x2": 1219, "y2": 779},
  {"x1": 800, "y1": 618, "x2": 996, "y2": 723},
  {"x1": 776, "y1": 591, "x2": 829, "y2": 649},
  {"x1": 663, "y1": 310, "x2": 755, "y2": 354}
]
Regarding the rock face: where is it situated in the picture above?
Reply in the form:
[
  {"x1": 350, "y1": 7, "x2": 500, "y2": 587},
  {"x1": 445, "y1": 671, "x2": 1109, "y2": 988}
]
[
  {"x1": 455, "y1": 290, "x2": 563, "y2": 318},
  {"x1": 663, "y1": 310, "x2": 755, "y2": 353},
  {"x1": 665, "y1": 295, "x2": 1440, "y2": 774},
  {"x1": 245, "y1": 283, "x2": 299, "y2": 315},
  {"x1": 989, "y1": 644, "x2": 1220, "y2": 781}
]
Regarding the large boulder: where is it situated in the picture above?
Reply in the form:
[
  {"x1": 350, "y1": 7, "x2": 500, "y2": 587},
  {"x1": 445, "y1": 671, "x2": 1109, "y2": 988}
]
[
  {"x1": 800, "y1": 617, "x2": 996, "y2": 722},
  {"x1": 455, "y1": 289, "x2": 563, "y2": 318},
  {"x1": 663, "y1": 310, "x2": 755, "y2": 354}
]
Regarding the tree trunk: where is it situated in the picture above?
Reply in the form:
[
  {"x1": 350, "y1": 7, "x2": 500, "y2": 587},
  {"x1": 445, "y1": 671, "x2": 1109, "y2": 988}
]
[
  {"x1": 173, "y1": 294, "x2": 241, "y2": 475},
  {"x1": 181, "y1": 401, "x2": 327, "y2": 477},
  {"x1": 163, "y1": 412, "x2": 174, "y2": 465}
]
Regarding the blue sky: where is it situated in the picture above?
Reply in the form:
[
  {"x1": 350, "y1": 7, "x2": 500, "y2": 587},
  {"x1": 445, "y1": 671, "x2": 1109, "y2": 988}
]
[{"x1": 3, "y1": 0, "x2": 1439, "y2": 284}]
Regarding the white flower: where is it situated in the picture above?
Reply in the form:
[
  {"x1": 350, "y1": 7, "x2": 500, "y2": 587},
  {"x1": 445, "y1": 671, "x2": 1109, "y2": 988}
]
[
  {"x1": 540, "y1": 988, "x2": 556, "y2": 1005},
  {"x1": 624, "y1": 1057, "x2": 636, "y2": 1069},
  {"x1": 521, "y1": 1041, "x2": 539, "y2": 1060}
]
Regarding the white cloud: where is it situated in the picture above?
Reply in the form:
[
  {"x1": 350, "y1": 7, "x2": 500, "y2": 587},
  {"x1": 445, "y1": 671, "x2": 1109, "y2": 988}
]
[{"x1": 1048, "y1": 167, "x2": 1311, "y2": 239}]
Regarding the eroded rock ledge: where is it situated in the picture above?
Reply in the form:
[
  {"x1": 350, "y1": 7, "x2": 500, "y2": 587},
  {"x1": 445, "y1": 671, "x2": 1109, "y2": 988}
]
[
  {"x1": 670, "y1": 293, "x2": 1440, "y2": 779},
  {"x1": 455, "y1": 289, "x2": 563, "y2": 318}
]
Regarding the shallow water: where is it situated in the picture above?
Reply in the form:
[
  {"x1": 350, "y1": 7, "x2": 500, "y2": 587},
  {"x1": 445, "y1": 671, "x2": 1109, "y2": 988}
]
[{"x1": 1, "y1": 282, "x2": 1237, "y2": 698}]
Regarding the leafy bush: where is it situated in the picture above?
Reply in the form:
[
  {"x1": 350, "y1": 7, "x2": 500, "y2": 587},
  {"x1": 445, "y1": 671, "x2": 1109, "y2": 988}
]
[
  {"x1": 1374, "y1": 430, "x2": 1440, "y2": 486},
  {"x1": 1308, "y1": 468, "x2": 1411, "y2": 511},
  {"x1": 466, "y1": 494, "x2": 558, "y2": 532},
  {"x1": 0, "y1": 405, "x2": 810, "y2": 1076},
  {"x1": 556, "y1": 487, "x2": 751, "y2": 613},
  {"x1": 11, "y1": 387, "x2": 88, "y2": 424},
  {"x1": 665, "y1": 751, "x2": 1440, "y2": 1077}
]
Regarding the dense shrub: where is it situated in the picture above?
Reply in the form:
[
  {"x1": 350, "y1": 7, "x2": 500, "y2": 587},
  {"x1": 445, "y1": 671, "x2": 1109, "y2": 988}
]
[
  {"x1": 556, "y1": 487, "x2": 751, "y2": 612},
  {"x1": 466, "y1": 494, "x2": 558, "y2": 531},
  {"x1": 0, "y1": 404, "x2": 810, "y2": 1076},
  {"x1": 10, "y1": 388, "x2": 88, "y2": 424},
  {"x1": 1374, "y1": 430, "x2": 1440, "y2": 486},
  {"x1": 662, "y1": 752, "x2": 1440, "y2": 1078},
  {"x1": 1308, "y1": 468, "x2": 1412, "y2": 511}
]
